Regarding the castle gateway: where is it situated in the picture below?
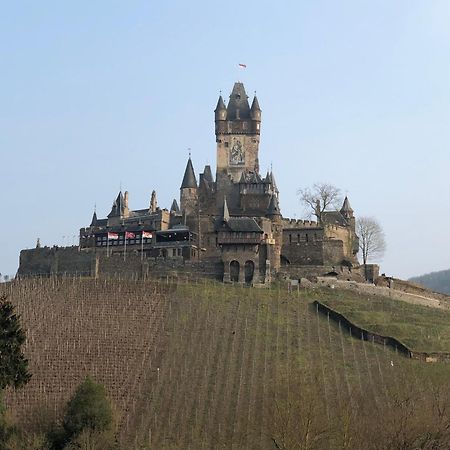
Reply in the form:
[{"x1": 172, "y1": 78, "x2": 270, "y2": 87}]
[{"x1": 19, "y1": 82, "x2": 359, "y2": 283}]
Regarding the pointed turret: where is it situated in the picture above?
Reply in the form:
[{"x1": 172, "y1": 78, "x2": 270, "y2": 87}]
[
  {"x1": 269, "y1": 171, "x2": 279, "y2": 194},
  {"x1": 267, "y1": 194, "x2": 281, "y2": 217},
  {"x1": 108, "y1": 191, "x2": 125, "y2": 218},
  {"x1": 202, "y1": 165, "x2": 213, "y2": 183},
  {"x1": 214, "y1": 95, "x2": 227, "y2": 121},
  {"x1": 180, "y1": 157, "x2": 197, "y2": 189},
  {"x1": 90, "y1": 211, "x2": 98, "y2": 227},
  {"x1": 170, "y1": 199, "x2": 180, "y2": 213},
  {"x1": 340, "y1": 196, "x2": 354, "y2": 218},
  {"x1": 250, "y1": 95, "x2": 261, "y2": 121},
  {"x1": 227, "y1": 82, "x2": 250, "y2": 120},
  {"x1": 223, "y1": 196, "x2": 230, "y2": 222}
]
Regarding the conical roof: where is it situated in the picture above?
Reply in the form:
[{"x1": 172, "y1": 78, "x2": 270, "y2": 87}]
[
  {"x1": 90, "y1": 211, "x2": 98, "y2": 227},
  {"x1": 170, "y1": 199, "x2": 180, "y2": 213},
  {"x1": 250, "y1": 95, "x2": 261, "y2": 117},
  {"x1": 269, "y1": 171, "x2": 278, "y2": 193},
  {"x1": 214, "y1": 95, "x2": 226, "y2": 112},
  {"x1": 227, "y1": 82, "x2": 250, "y2": 120},
  {"x1": 267, "y1": 194, "x2": 281, "y2": 216},
  {"x1": 203, "y1": 165, "x2": 213, "y2": 183},
  {"x1": 180, "y1": 157, "x2": 197, "y2": 189},
  {"x1": 340, "y1": 196, "x2": 354, "y2": 216},
  {"x1": 214, "y1": 95, "x2": 227, "y2": 120}
]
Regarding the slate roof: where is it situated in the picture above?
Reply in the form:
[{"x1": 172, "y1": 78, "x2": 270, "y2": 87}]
[
  {"x1": 170, "y1": 199, "x2": 180, "y2": 213},
  {"x1": 181, "y1": 157, "x2": 197, "y2": 189},
  {"x1": 227, "y1": 82, "x2": 251, "y2": 120},
  {"x1": 340, "y1": 196, "x2": 353, "y2": 215},
  {"x1": 321, "y1": 211, "x2": 348, "y2": 227},
  {"x1": 107, "y1": 191, "x2": 125, "y2": 218},
  {"x1": 250, "y1": 95, "x2": 261, "y2": 115},
  {"x1": 214, "y1": 95, "x2": 226, "y2": 112},
  {"x1": 267, "y1": 195, "x2": 281, "y2": 216},
  {"x1": 216, "y1": 216, "x2": 262, "y2": 233}
]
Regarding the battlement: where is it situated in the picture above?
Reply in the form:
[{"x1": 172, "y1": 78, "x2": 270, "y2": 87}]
[{"x1": 282, "y1": 218, "x2": 321, "y2": 229}]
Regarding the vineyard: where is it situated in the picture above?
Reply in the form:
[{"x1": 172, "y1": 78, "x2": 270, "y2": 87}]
[{"x1": 3, "y1": 278, "x2": 450, "y2": 449}]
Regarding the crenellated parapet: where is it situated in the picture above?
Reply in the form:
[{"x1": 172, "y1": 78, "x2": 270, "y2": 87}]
[{"x1": 282, "y1": 218, "x2": 321, "y2": 229}]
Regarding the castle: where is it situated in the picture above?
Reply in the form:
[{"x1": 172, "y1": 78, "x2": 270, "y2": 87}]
[{"x1": 19, "y1": 82, "x2": 360, "y2": 283}]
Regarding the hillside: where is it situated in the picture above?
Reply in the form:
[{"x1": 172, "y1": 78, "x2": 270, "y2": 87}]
[
  {"x1": 3, "y1": 279, "x2": 450, "y2": 449},
  {"x1": 410, "y1": 269, "x2": 450, "y2": 295}
]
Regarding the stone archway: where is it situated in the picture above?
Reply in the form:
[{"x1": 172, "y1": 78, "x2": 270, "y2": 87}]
[
  {"x1": 244, "y1": 260, "x2": 255, "y2": 284},
  {"x1": 230, "y1": 260, "x2": 240, "y2": 282}
]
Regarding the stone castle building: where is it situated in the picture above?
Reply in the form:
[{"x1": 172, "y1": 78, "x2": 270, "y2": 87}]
[{"x1": 19, "y1": 82, "x2": 359, "y2": 283}]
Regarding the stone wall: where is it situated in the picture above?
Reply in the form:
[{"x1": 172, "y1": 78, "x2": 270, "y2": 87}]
[
  {"x1": 18, "y1": 247, "x2": 223, "y2": 281},
  {"x1": 18, "y1": 247, "x2": 94, "y2": 277}
]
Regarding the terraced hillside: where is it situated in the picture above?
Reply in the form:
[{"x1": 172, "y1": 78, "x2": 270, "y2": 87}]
[{"x1": 3, "y1": 279, "x2": 450, "y2": 449}]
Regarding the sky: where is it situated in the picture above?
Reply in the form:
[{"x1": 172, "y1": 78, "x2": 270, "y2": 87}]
[{"x1": 1, "y1": 0, "x2": 450, "y2": 279}]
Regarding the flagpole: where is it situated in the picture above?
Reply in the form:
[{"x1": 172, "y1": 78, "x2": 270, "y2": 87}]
[
  {"x1": 124, "y1": 232, "x2": 127, "y2": 262},
  {"x1": 141, "y1": 232, "x2": 144, "y2": 261},
  {"x1": 107, "y1": 234, "x2": 109, "y2": 257}
]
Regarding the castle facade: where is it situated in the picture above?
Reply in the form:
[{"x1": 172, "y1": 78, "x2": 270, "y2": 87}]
[
  {"x1": 77, "y1": 82, "x2": 359, "y2": 283},
  {"x1": 19, "y1": 82, "x2": 359, "y2": 283}
]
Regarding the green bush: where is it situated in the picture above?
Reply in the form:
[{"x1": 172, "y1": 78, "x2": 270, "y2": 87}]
[{"x1": 60, "y1": 376, "x2": 115, "y2": 448}]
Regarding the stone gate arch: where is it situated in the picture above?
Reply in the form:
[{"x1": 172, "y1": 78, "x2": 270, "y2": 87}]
[
  {"x1": 244, "y1": 260, "x2": 255, "y2": 284},
  {"x1": 230, "y1": 260, "x2": 240, "y2": 282}
]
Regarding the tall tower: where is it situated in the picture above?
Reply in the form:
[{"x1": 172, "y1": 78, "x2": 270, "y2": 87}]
[
  {"x1": 180, "y1": 157, "x2": 198, "y2": 217},
  {"x1": 215, "y1": 82, "x2": 261, "y2": 187}
]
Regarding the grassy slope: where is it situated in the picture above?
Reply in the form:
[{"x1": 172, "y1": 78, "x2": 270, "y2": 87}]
[
  {"x1": 3, "y1": 279, "x2": 450, "y2": 449},
  {"x1": 318, "y1": 287, "x2": 450, "y2": 352}
]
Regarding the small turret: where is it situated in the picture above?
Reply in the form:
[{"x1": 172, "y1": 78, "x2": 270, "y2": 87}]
[
  {"x1": 340, "y1": 196, "x2": 355, "y2": 230},
  {"x1": 340, "y1": 196, "x2": 354, "y2": 218},
  {"x1": 214, "y1": 95, "x2": 227, "y2": 121},
  {"x1": 250, "y1": 95, "x2": 261, "y2": 121},
  {"x1": 90, "y1": 211, "x2": 98, "y2": 227},
  {"x1": 123, "y1": 191, "x2": 130, "y2": 218},
  {"x1": 180, "y1": 157, "x2": 197, "y2": 189},
  {"x1": 202, "y1": 165, "x2": 214, "y2": 183},
  {"x1": 150, "y1": 190, "x2": 157, "y2": 213},
  {"x1": 180, "y1": 157, "x2": 198, "y2": 216},
  {"x1": 170, "y1": 199, "x2": 180, "y2": 213},
  {"x1": 267, "y1": 194, "x2": 281, "y2": 217}
]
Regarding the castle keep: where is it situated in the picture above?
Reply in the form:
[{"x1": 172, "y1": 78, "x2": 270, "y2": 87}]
[{"x1": 19, "y1": 82, "x2": 359, "y2": 283}]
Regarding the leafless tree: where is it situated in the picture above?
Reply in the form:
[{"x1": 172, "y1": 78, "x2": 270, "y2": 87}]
[
  {"x1": 298, "y1": 183, "x2": 342, "y2": 221},
  {"x1": 357, "y1": 216, "x2": 386, "y2": 265}
]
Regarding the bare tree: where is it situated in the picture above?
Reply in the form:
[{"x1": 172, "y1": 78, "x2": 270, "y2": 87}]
[
  {"x1": 357, "y1": 216, "x2": 386, "y2": 265},
  {"x1": 298, "y1": 183, "x2": 342, "y2": 221}
]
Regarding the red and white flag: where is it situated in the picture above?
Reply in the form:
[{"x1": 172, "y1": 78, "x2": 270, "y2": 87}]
[
  {"x1": 125, "y1": 231, "x2": 136, "y2": 239},
  {"x1": 107, "y1": 232, "x2": 119, "y2": 240},
  {"x1": 142, "y1": 231, "x2": 153, "y2": 239},
  {"x1": 238, "y1": 63, "x2": 247, "y2": 69}
]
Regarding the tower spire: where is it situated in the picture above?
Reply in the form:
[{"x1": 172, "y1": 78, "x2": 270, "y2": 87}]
[{"x1": 180, "y1": 157, "x2": 197, "y2": 189}]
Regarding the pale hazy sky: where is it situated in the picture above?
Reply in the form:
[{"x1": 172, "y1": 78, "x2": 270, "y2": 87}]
[{"x1": 1, "y1": 1, "x2": 450, "y2": 279}]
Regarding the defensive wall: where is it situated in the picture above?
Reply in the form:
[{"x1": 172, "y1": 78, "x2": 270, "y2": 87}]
[
  {"x1": 315, "y1": 300, "x2": 450, "y2": 363},
  {"x1": 18, "y1": 247, "x2": 223, "y2": 281}
]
